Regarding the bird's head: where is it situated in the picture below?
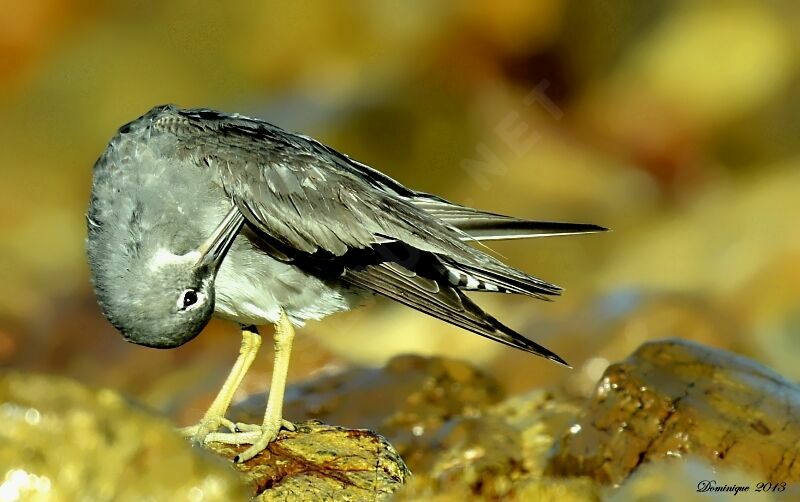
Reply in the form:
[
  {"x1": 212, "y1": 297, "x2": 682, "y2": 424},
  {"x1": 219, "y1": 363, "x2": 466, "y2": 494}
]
[
  {"x1": 88, "y1": 207, "x2": 244, "y2": 349},
  {"x1": 113, "y1": 252, "x2": 218, "y2": 348}
]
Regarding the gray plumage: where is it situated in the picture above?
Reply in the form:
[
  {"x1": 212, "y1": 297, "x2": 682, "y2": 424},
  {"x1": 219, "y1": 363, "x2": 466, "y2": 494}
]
[{"x1": 86, "y1": 105, "x2": 604, "y2": 365}]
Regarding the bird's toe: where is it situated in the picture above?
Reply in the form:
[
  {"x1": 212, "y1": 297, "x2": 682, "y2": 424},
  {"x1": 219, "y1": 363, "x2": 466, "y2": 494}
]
[
  {"x1": 191, "y1": 420, "x2": 292, "y2": 463},
  {"x1": 177, "y1": 424, "x2": 200, "y2": 438},
  {"x1": 204, "y1": 430, "x2": 262, "y2": 446},
  {"x1": 232, "y1": 419, "x2": 297, "y2": 462},
  {"x1": 178, "y1": 415, "x2": 238, "y2": 443},
  {"x1": 233, "y1": 429, "x2": 279, "y2": 463}
]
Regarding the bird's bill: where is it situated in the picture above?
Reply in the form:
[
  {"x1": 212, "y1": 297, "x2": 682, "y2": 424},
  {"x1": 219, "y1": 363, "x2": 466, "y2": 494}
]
[{"x1": 196, "y1": 205, "x2": 245, "y2": 272}]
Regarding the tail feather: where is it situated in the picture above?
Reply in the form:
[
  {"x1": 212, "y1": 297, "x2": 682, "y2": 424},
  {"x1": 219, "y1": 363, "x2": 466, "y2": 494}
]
[
  {"x1": 455, "y1": 217, "x2": 607, "y2": 241},
  {"x1": 410, "y1": 196, "x2": 607, "y2": 241}
]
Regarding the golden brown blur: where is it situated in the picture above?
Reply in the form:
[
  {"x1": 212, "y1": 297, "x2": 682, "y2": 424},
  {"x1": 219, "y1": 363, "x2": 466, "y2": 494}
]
[{"x1": 1, "y1": 1, "x2": 799, "y2": 499}]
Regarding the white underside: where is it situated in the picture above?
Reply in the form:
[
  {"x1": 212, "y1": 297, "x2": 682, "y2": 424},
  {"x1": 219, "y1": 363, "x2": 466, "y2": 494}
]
[{"x1": 212, "y1": 240, "x2": 364, "y2": 327}]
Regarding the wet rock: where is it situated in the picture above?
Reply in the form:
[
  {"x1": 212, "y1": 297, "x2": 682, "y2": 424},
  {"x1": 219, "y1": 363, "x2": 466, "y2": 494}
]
[
  {"x1": 492, "y1": 390, "x2": 586, "y2": 477},
  {"x1": 396, "y1": 389, "x2": 594, "y2": 500},
  {"x1": 206, "y1": 421, "x2": 409, "y2": 500},
  {"x1": 402, "y1": 415, "x2": 525, "y2": 498},
  {"x1": 232, "y1": 354, "x2": 504, "y2": 471},
  {"x1": 234, "y1": 355, "x2": 599, "y2": 498},
  {"x1": 0, "y1": 370, "x2": 247, "y2": 501},
  {"x1": 548, "y1": 339, "x2": 800, "y2": 485}
]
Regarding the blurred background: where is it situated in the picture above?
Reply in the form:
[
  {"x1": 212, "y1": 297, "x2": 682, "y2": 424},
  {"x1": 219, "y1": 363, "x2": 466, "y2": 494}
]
[{"x1": 1, "y1": 0, "x2": 798, "y2": 425}]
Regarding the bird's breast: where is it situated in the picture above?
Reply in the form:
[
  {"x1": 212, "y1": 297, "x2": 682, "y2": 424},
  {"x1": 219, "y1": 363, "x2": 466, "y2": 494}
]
[{"x1": 212, "y1": 241, "x2": 364, "y2": 327}]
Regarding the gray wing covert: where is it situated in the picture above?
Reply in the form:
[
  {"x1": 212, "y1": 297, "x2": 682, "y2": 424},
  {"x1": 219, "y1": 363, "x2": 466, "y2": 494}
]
[{"x1": 162, "y1": 110, "x2": 463, "y2": 257}]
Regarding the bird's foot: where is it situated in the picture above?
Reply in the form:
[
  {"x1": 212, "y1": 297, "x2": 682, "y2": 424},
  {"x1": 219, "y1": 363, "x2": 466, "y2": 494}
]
[
  {"x1": 178, "y1": 416, "x2": 240, "y2": 443},
  {"x1": 227, "y1": 419, "x2": 296, "y2": 433},
  {"x1": 204, "y1": 419, "x2": 296, "y2": 463}
]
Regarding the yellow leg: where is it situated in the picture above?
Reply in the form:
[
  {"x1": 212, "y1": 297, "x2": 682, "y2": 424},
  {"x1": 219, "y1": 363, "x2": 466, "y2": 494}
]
[
  {"x1": 179, "y1": 326, "x2": 261, "y2": 441},
  {"x1": 205, "y1": 308, "x2": 296, "y2": 463}
]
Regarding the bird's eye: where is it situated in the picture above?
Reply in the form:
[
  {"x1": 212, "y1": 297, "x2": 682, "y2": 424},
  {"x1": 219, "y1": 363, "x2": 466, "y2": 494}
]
[{"x1": 179, "y1": 289, "x2": 200, "y2": 311}]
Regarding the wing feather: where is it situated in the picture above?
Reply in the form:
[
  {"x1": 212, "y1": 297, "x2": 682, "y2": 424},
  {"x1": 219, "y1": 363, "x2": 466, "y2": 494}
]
[
  {"x1": 343, "y1": 262, "x2": 568, "y2": 365},
  {"x1": 170, "y1": 116, "x2": 461, "y2": 257}
]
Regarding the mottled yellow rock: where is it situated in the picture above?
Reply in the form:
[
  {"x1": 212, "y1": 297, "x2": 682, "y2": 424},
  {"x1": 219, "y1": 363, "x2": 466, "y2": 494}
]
[
  {"x1": 548, "y1": 339, "x2": 800, "y2": 485},
  {"x1": 491, "y1": 390, "x2": 585, "y2": 477},
  {"x1": 396, "y1": 390, "x2": 592, "y2": 500},
  {"x1": 234, "y1": 355, "x2": 593, "y2": 499},
  {"x1": 0, "y1": 371, "x2": 247, "y2": 501},
  {"x1": 233, "y1": 354, "x2": 504, "y2": 471},
  {"x1": 206, "y1": 421, "x2": 409, "y2": 500}
]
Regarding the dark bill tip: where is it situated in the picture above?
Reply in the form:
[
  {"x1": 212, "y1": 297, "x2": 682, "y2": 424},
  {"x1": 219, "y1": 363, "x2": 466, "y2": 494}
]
[
  {"x1": 548, "y1": 353, "x2": 572, "y2": 368},
  {"x1": 197, "y1": 205, "x2": 245, "y2": 272}
]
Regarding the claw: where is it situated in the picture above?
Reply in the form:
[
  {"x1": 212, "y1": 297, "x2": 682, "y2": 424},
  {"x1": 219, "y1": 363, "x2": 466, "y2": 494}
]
[
  {"x1": 220, "y1": 417, "x2": 239, "y2": 433},
  {"x1": 234, "y1": 426, "x2": 280, "y2": 463},
  {"x1": 231, "y1": 422, "x2": 261, "y2": 432}
]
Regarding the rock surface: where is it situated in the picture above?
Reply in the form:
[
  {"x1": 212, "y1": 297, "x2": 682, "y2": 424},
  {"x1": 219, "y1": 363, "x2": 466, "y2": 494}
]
[
  {"x1": 6, "y1": 342, "x2": 798, "y2": 500},
  {"x1": 395, "y1": 389, "x2": 597, "y2": 500},
  {"x1": 207, "y1": 421, "x2": 409, "y2": 500},
  {"x1": 0, "y1": 370, "x2": 410, "y2": 501},
  {"x1": 233, "y1": 354, "x2": 504, "y2": 472},
  {"x1": 548, "y1": 339, "x2": 800, "y2": 485},
  {"x1": 233, "y1": 354, "x2": 597, "y2": 499},
  {"x1": 0, "y1": 370, "x2": 247, "y2": 501}
]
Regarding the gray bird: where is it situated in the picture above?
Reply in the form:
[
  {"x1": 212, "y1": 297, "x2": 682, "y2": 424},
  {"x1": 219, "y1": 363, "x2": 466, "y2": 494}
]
[{"x1": 86, "y1": 104, "x2": 605, "y2": 463}]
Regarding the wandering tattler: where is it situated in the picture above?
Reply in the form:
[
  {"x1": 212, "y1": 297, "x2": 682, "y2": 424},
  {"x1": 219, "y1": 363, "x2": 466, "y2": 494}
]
[{"x1": 86, "y1": 105, "x2": 605, "y2": 462}]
